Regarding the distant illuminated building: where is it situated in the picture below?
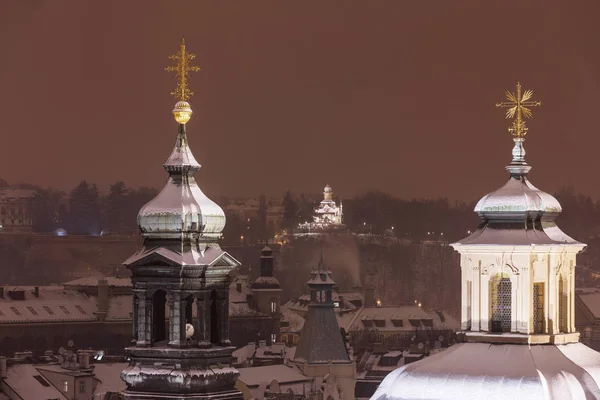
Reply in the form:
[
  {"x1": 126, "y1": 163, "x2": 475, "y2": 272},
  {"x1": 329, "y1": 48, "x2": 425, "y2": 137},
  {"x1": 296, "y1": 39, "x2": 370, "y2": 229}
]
[
  {"x1": 298, "y1": 184, "x2": 344, "y2": 231},
  {"x1": 0, "y1": 188, "x2": 34, "y2": 232}
]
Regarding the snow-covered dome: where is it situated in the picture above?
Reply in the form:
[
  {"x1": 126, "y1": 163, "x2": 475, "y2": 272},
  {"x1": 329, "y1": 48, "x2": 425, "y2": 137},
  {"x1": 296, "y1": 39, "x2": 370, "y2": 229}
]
[
  {"x1": 372, "y1": 342, "x2": 600, "y2": 400},
  {"x1": 137, "y1": 122, "x2": 225, "y2": 240},
  {"x1": 475, "y1": 173, "x2": 562, "y2": 219}
]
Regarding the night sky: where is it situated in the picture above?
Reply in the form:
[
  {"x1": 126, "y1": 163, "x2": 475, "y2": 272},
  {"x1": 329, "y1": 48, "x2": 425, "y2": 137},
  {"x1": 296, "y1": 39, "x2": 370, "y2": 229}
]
[{"x1": 1, "y1": 1, "x2": 599, "y2": 201}]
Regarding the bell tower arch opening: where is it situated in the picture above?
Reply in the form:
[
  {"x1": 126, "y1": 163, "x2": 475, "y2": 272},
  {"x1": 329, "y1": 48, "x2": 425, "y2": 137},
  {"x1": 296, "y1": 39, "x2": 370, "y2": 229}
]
[{"x1": 152, "y1": 290, "x2": 168, "y2": 343}]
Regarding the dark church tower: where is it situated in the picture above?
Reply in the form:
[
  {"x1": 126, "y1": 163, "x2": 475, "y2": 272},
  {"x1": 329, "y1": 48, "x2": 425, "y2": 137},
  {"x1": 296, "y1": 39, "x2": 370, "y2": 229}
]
[
  {"x1": 120, "y1": 38, "x2": 242, "y2": 400},
  {"x1": 250, "y1": 245, "x2": 281, "y2": 343}
]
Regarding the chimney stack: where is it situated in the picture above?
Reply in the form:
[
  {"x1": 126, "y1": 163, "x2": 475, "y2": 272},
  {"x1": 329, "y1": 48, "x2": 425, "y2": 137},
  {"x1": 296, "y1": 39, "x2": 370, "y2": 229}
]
[
  {"x1": 0, "y1": 287, "x2": 4, "y2": 299},
  {"x1": 0, "y1": 356, "x2": 6, "y2": 378},
  {"x1": 363, "y1": 285, "x2": 375, "y2": 307},
  {"x1": 33, "y1": 287, "x2": 39, "y2": 298},
  {"x1": 96, "y1": 279, "x2": 109, "y2": 321}
]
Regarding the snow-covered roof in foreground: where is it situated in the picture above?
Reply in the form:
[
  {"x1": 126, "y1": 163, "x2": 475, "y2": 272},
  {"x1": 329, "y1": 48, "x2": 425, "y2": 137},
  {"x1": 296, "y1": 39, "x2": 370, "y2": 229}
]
[{"x1": 371, "y1": 342, "x2": 600, "y2": 400}]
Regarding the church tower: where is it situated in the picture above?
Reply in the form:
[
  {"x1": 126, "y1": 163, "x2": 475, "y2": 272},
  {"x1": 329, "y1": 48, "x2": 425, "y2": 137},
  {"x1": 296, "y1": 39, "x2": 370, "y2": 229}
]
[
  {"x1": 371, "y1": 84, "x2": 600, "y2": 400},
  {"x1": 452, "y1": 83, "x2": 585, "y2": 343},
  {"x1": 120, "y1": 38, "x2": 242, "y2": 400},
  {"x1": 250, "y1": 245, "x2": 282, "y2": 344},
  {"x1": 292, "y1": 254, "x2": 355, "y2": 399}
]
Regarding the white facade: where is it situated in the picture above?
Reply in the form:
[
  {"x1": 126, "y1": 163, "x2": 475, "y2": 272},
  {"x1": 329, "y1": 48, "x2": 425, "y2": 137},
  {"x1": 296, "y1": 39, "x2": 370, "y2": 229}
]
[{"x1": 454, "y1": 244, "x2": 584, "y2": 343}]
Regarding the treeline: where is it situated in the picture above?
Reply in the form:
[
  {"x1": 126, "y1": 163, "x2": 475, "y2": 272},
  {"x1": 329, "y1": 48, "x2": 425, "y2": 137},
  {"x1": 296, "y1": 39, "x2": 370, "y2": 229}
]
[
  {"x1": 278, "y1": 187, "x2": 600, "y2": 243},
  {"x1": 6, "y1": 179, "x2": 600, "y2": 243},
  {"x1": 28, "y1": 181, "x2": 158, "y2": 234}
]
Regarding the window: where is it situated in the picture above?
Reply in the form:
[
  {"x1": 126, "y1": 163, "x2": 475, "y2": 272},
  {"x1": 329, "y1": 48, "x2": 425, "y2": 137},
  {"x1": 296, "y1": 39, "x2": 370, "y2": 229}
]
[
  {"x1": 43, "y1": 306, "x2": 54, "y2": 315},
  {"x1": 333, "y1": 301, "x2": 340, "y2": 308},
  {"x1": 75, "y1": 305, "x2": 86, "y2": 314},
  {"x1": 59, "y1": 306, "x2": 71, "y2": 315},
  {"x1": 490, "y1": 272, "x2": 512, "y2": 332},
  {"x1": 271, "y1": 333, "x2": 277, "y2": 344},
  {"x1": 270, "y1": 301, "x2": 277, "y2": 313},
  {"x1": 26, "y1": 306, "x2": 38, "y2": 315},
  {"x1": 62, "y1": 380, "x2": 68, "y2": 392},
  {"x1": 79, "y1": 380, "x2": 85, "y2": 393},
  {"x1": 33, "y1": 375, "x2": 50, "y2": 387},
  {"x1": 10, "y1": 307, "x2": 21, "y2": 316}
]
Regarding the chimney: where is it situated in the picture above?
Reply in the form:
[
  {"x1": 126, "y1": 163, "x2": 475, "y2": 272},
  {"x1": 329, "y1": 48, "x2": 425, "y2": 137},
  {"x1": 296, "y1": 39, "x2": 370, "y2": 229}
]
[
  {"x1": 363, "y1": 285, "x2": 375, "y2": 307},
  {"x1": 96, "y1": 279, "x2": 109, "y2": 321},
  {"x1": 33, "y1": 287, "x2": 39, "y2": 298},
  {"x1": 0, "y1": 287, "x2": 3, "y2": 299},
  {"x1": 0, "y1": 356, "x2": 6, "y2": 378},
  {"x1": 78, "y1": 352, "x2": 90, "y2": 369}
]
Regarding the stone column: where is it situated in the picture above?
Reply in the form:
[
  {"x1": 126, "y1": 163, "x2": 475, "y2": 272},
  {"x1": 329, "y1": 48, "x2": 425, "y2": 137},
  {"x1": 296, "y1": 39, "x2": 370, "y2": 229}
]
[
  {"x1": 169, "y1": 291, "x2": 182, "y2": 347},
  {"x1": 198, "y1": 291, "x2": 211, "y2": 348},
  {"x1": 132, "y1": 293, "x2": 139, "y2": 344},
  {"x1": 145, "y1": 292, "x2": 153, "y2": 345},
  {"x1": 570, "y1": 263, "x2": 576, "y2": 333},
  {"x1": 220, "y1": 288, "x2": 231, "y2": 346},
  {"x1": 135, "y1": 290, "x2": 149, "y2": 347}
]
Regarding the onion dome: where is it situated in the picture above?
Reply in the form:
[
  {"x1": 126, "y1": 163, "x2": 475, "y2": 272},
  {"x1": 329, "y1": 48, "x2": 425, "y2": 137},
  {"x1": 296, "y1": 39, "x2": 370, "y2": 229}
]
[
  {"x1": 456, "y1": 132, "x2": 578, "y2": 246},
  {"x1": 474, "y1": 137, "x2": 562, "y2": 220},
  {"x1": 137, "y1": 102, "x2": 225, "y2": 241}
]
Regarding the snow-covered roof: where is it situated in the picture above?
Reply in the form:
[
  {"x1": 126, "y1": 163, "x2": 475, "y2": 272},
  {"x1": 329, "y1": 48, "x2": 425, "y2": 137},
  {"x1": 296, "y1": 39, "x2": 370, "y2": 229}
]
[
  {"x1": 372, "y1": 342, "x2": 600, "y2": 400},
  {"x1": 0, "y1": 287, "x2": 98, "y2": 323},
  {"x1": 344, "y1": 306, "x2": 460, "y2": 332},
  {"x1": 237, "y1": 364, "x2": 311, "y2": 387},
  {"x1": 3, "y1": 364, "x2": 67, "y2": 399},
  {"x1": 63, "y1": 277, "x2": 132, "y2": 288},
  {"x1": 576, "y1": 288, "x2": 600, "y2": 320},
  {"x1": 93, "y1": 362, "x2": 128, "y2": 396}
]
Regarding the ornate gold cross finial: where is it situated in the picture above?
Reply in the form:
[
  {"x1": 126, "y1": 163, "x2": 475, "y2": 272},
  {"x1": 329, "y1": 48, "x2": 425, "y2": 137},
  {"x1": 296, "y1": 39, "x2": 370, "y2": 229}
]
[
  {"x1": 166, "y1": 37, "x2": 200, "y2": 101},
  {"x1": 495, "y1": 82, "x2": 541, "y2": 138}
]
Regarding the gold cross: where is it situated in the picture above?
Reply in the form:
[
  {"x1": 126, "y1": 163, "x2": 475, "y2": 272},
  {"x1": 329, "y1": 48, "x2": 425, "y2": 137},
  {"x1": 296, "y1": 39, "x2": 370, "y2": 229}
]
[
  {"x1": 495, "y1": 82, "x2": 541, "y2": 138},
  {"x1": 165, "y1": 37, "x2": 200, "y2": 101}
]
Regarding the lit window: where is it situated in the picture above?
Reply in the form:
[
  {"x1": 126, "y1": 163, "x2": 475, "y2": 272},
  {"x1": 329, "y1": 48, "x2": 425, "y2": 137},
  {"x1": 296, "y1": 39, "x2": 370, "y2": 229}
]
[
  {"x1": 270, "y1": 301, "x2": 277, "y2": 313},
  {"x1": 333, "y1": 301, "x2": 340, "y2": 308},
  {"x1": 271, "y1": 333, "x2": 277, "y2": 343},
  {"x1": 79, "y1": 380, "x2": 85, "y2": 393},
  {"x1": 62, "y1": 380, "x2": 68, "y2": 392},
  {"x1": 59, "y1": 306, "x2": 71, "y2": 315}
]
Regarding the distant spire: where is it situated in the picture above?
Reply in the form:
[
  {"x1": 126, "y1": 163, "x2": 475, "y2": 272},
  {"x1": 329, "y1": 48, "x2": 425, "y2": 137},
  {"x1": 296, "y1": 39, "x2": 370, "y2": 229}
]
[{"x1": 495, "y1": 82, "x2": 541, "y2": 176}]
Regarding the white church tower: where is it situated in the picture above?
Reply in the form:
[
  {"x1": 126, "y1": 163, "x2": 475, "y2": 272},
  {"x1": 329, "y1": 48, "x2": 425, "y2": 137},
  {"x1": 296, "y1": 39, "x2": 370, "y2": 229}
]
[
  {"x1": 371, "y1": 84, "x2": 600, "y2": 400},
  {"x1": 453, "y1": 82, "x2": 585, "y2": 343}
]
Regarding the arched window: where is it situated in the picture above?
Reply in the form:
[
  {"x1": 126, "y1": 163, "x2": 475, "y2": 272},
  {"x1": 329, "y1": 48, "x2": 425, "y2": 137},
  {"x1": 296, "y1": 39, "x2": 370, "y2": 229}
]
[
  {"x1": 185, "y1": 295, "x2": 198, "y2": 342},
  {"x1": 210, "y1": 290, "x2": 219, "y2": 344},
  {"x1": 490, "y1": 272, "x2": 511, "y2": 332},
  {"x1": 559, "y1": 275, "x2": 568, "y2": 333},
  {"x1": 152, "y1": 290, "x2": 167, "y2": 343}
]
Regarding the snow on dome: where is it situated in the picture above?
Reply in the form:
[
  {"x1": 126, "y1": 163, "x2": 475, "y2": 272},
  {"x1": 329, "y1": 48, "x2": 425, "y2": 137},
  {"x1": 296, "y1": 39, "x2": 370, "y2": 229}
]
[
  {"x1": 137, "y1": 123, "x2": 225, "y2": 240},
  {"x1": 475, "y1": 175, "x2": 562, "y2": 217},
  {"x1": 371, "y1": 342, "x2": 600, "y2": 400}
]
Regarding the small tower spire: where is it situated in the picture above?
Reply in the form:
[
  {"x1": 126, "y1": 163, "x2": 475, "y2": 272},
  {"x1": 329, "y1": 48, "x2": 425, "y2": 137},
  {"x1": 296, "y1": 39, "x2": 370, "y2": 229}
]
[{"x1": 495, "y1": 82, "x2": 542, "y2": 175}]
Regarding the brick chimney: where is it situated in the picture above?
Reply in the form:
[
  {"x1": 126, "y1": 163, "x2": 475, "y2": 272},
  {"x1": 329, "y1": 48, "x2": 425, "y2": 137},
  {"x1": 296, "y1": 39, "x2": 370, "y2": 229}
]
[
  {"x1": 95, "y1": 279, "x2": 109, "y2": 321},
  {"x1": 363, "y1": 285, "x2": 375, "y2": 307},
  {"x1": 0, "y1": 356, "x2": 6, "y2": 378}
]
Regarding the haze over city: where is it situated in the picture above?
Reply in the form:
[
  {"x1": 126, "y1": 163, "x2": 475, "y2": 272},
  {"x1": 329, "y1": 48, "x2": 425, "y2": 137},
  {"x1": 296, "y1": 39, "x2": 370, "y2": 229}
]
[
  {"x1": 2, "y1": 0, "x2": 600, "y2": 199},
  {"x1": 3, "y1": 2, "x2": 600, "y2": 400}
]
